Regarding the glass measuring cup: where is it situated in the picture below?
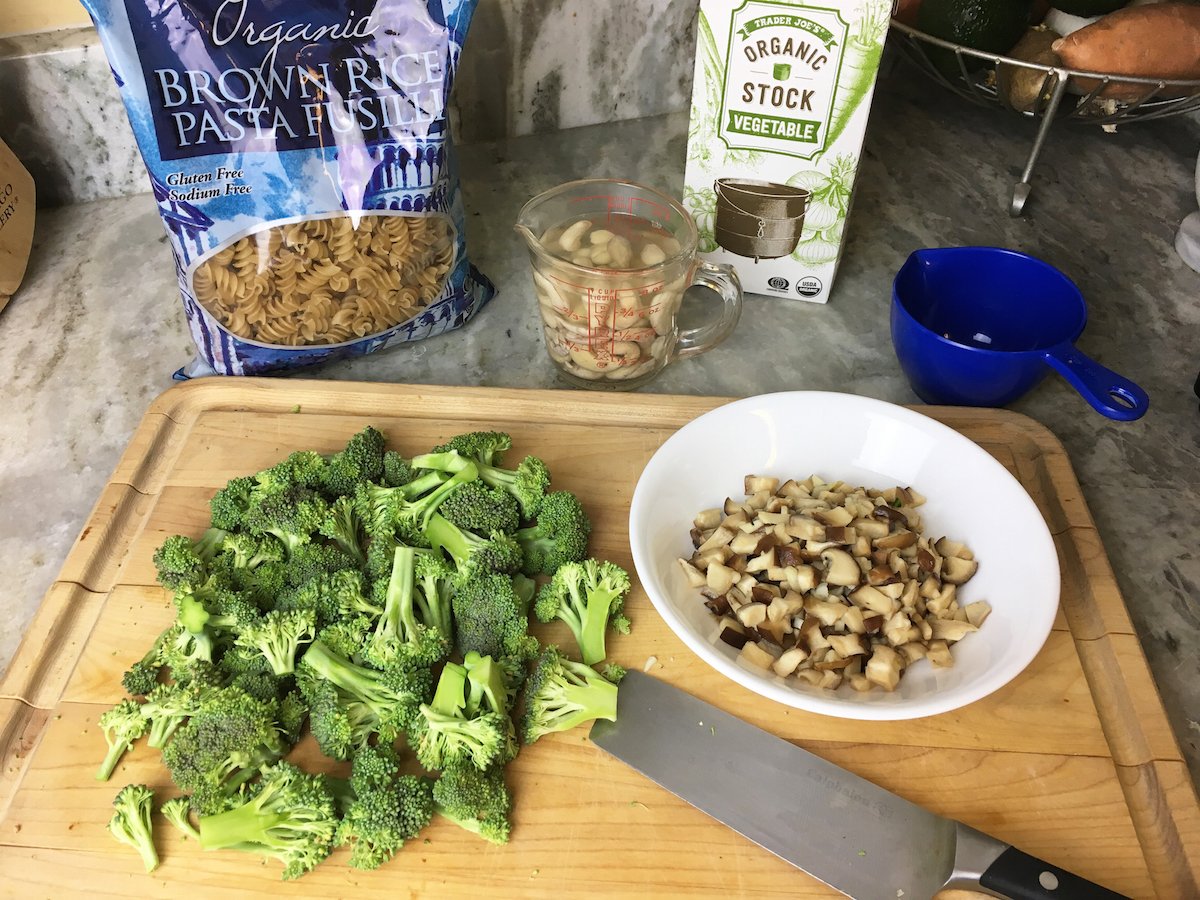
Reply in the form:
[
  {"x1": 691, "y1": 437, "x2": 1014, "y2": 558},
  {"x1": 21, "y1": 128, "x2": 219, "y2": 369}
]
[{"x1": 515, "y1": 179, "x2": 743, "y2": 390}]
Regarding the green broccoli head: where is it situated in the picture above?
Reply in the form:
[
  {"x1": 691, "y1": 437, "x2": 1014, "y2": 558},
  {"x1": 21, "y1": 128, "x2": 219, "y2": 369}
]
[
  {"x1": 425, "y1": 513, "x2": 523, "y2": 581},
  {"x1": 364, "y1": 545, "x2": 450, "y2": 670},
  {"x1": 160, "y1": 795, "x2": 200, "y2": 842},
  {"x1": 243, "y1": 485, "x2": 328, "y2": 556},
  {"x1": 108, "y1": 784, "x2": 159, "y2": 872},
  {"x1": 520, "y1": 646, "x2": 618, "y2": 745},
  {"x1": 433, "y1": 764, "x2": 512, "y2": 845},
  {"x1": 317, "y1": 495, "x2": 367, "y2": 566},
  {"x1": 477, "y1": 455, "x2": 550, "y2": 519},
  {"x1": 335, "y1": 745, "x2": 434, "y2": 870},
  {"x1": 161, "y1": 685, "x2": 289, "y2": 814},
  {"x1": 515, "y1": 491, "x2": 592, "y2": 576},
  {"x1": 321, "y1": 426, "x2": 386, "y2": 497},
  {"x1": 152, "y1": 529, "x2": 228, "y2": 590},
  {"x1": 235, "y1": 608, "x2": 317, "y2": 676},
  {"x1": 412, "y1": 663, "x2": 506, "y2": 773},
  {"x1": 431, "y1": 431, "x2": 512, "y2": 467},
  {"x1": 97, "y1": 698, "x2": 149, "y2": 782},
  {"x1": 451, "y1": 572, "x2": 539, "y2": 663},
  {"x1": 209, "y1": 476, "x2": 255, "y2": 532},
  {"x1": 140, "y1": 680, "x2": 211, "y2": 749},
  {"x1": 197, "y1": 761, "x2": 338, "y2": 880},
  {"x1": 382, "y1": 450, "x2": 414, "y2": 488},
  {"x1": 439, "y1": 480, "x2": 520, "y2": 535},
  {"x1": 298, "y1": 639, "x2": 432, "y2": 758},
  {"x1": 532, "y1": 559, "x2": 631, "y2": 666}
]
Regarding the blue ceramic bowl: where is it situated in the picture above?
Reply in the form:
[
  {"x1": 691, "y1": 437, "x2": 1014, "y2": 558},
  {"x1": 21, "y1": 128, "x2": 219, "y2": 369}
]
[{"x1": 891, "y1": 247, "x2": 1148, "y2": 421}]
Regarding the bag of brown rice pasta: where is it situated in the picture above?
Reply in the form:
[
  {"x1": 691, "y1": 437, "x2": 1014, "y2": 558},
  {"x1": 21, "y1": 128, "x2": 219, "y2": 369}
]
[{"x1": 82, "y1": 0, "x2": 494, "y2": 376}]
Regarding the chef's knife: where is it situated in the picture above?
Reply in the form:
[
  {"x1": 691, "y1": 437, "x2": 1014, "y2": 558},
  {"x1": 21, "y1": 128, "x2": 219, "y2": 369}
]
[{"x1": 590, "y1": 672, "x2": 1128, "y2": 900}]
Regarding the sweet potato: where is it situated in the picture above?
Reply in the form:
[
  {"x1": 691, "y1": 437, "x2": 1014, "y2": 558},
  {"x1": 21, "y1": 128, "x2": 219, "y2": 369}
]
[{"x1": 1053, "y1": 4, "x2": 1200, "y2": 100}]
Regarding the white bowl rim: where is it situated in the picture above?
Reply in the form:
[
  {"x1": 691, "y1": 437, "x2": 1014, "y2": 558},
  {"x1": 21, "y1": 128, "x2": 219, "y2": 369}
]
[{"x1": 628, "y1": 390, "x2": 1060, "y2": 721}]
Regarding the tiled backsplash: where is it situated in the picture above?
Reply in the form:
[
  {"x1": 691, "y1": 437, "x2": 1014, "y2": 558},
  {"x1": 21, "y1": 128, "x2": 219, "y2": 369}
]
[{"x1": 0, "y1": 0, "x2": 698, "y2": 206}]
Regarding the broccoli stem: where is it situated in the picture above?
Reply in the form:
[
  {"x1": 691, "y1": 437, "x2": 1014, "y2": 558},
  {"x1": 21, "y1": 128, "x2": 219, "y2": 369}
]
[
  {"x1": 418, "y1": 570, "x2": 453, "y2": 642},
  {"x1": 578, "y1": 584, "x2": 619, "y2": 667},
  {"x1": 380, "y1": 546, "x2": 419, "y2": 645},
  {"x1": 424, "y1": 514, "x2": 474, "y2": 568},
  {"x1": 551, "y1": 674, "x2": 618, "y2": 732},
  {"x1": 98, "y1": 742, "x2": 130, "y2": 783},
  {"x1": 431, "y1": 663, "x2": 468, "y2": 716},
  {"x1": 198, "y1": 802, "x2": 289, "y2": 852}
]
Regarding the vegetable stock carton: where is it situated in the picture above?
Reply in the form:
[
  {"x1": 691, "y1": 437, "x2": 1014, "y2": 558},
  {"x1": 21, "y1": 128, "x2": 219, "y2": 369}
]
[{"x1": 683, "y1": 0, "x2": 889, "y2": 303}]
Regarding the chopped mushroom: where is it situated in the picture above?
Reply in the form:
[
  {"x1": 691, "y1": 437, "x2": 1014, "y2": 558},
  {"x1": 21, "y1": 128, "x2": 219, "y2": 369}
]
[{"x1": 689, "y1": 473, "x2": 986, "y2": 693}]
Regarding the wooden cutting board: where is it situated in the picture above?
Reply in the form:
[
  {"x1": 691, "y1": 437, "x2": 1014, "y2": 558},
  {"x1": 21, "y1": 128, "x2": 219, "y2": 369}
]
[{"x1": 1, "y1": 380, "x2": 1196, "y2": 898}]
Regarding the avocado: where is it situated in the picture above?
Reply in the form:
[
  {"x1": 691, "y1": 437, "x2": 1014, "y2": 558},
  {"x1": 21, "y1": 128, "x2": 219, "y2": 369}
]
[{"x1": 918, "y1": 0, "x2": 1034, "y2": 76}]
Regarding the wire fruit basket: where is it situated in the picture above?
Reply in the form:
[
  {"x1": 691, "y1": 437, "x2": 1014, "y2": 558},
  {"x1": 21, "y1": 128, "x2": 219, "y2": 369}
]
[{"x1": 888, "y1": 21, "x2": 1200, "y2": 214}]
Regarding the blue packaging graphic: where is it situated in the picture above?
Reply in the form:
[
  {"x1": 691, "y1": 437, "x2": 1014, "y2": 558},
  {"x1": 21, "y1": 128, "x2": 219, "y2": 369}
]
[{"x1": 82, "y1": 0, "x2": 494, "y2": 376}]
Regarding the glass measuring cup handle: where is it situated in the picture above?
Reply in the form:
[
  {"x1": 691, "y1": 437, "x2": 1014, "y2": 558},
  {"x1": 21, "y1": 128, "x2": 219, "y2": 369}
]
[
  {"x1": 1042, "y1": 343, "x2": 1150, "y2": 421},
  {"x1": 675, "y1": 261, "x2": 744, "y2": 360}
]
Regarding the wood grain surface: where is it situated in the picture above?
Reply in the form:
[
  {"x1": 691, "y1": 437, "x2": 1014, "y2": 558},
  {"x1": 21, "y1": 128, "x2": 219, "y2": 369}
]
[{"x1": 1, "y1": 380, "x2": 1196, "y2": 899}]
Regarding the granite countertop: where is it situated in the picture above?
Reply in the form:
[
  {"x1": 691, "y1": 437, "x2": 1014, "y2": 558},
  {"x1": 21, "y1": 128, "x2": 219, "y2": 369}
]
[{"x1": 2, "y1": 70, "x2": 1197, "y2": 784}]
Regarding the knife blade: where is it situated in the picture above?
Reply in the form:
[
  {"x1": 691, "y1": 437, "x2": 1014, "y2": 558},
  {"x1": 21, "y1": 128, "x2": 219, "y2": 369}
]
[{"x1": 590, "y1": 671, "x2": 1128, "y2": 900}]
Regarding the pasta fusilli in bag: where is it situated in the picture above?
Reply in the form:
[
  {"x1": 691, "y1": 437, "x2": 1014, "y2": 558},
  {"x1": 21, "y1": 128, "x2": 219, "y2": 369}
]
[{"x1": 82, "y1": 0, "x2": 494, "y2": 376}]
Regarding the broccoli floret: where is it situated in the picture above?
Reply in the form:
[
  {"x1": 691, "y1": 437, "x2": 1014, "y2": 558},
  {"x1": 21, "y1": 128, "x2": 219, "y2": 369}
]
[
  {"x1": 432, "y1": 764, "x2": 512, "y2": 845},
  {"x1": 283, "y1": 542, "x2": 356, "y2": 589},
  {"x1": 463, "y1": 651, "x2": 519, "y2": 764},
  {"x1": 336, "y1": 745, "x2": 434, "y2": 870},
  {"x1": 439, "y1": 480, "x2": 520, "y2": 535},
  {"x1": 162, "y1": 686, "x2": 288, "y2": 814},
  {"x1": 255, "y1": 450, "x2": 328, "y2": 494},
  {"x1": 121, "y1": 626, "x2": 172, "y2": 696},
  {"x1": 197, "y1": 585, "x2": 262, "y2": 635},
  {"x1": 96, "y1": 699, "x2": 149, "y2": 781},
  {"x1": 414, "y1": 551, "x2": 455, "y2": 643},
  {"x1": 430, "y1": 431, "x2": 512, "y2": 467},
  {"x1": 198, "y1": 761, "x2": 338, "y2": 880},
  {"x1": 318, "y1": 495, "x2": 367, "y2": 567},
  {"x1": 520, "y1": 646, "x2": 618, "y2": 745},
  {"x1": 321, "y1": 426, "x2": 386, "y2": 497},
  {"x1": 533, "y1": 559, "x2": 631, "y2": 666},
  {"x1": 482, "y1": 456, "x2": 550, "y2": 520},
  {"x1": 357, "y1": 462, "x2": 479, "y2": 545},
  {"x1": 515, "y1": 491, "x2": 592, "y2": 575},
  {"x1": 298, "y1": 639, "x2": 431, "y2": 759},
  {"x1": 600, "y1": 663, "x2": 627, "y2": 684},
  {"x1": 411, "y1": 662, "x2": 505, "y2": 772},
  {"x1": 221, "y1": 532, "x2": 285, "y2": 571},
  {"x1": 108, "y1": 784, "x2": 159, "y2": 872},
  {"x1": 229, "y1": 669, "x2": 286, "y2": 705},
  {"x1": 235, "y1": 609, "x2": 317, "y2": 676},
  {"x1": 161, "y1": 796, "x2": 201, "y2": 841},
  {"x1": 210, "y1": 476, "x2": 255, "y2": 531},
  {"x1": 316, "y1": 615, "x2": 372, "y2": 660},
  {"x1": 232, "y1": 559, "x2": 288, "y2": 609},
  {"x1": 153, "y1": 528, "x2": 228, "y2": 590},
  {"x1": 140, "y1": 681, "x2": 210, "y2": 749},
  {"x1": 364, "y1": 546, "x2": 450, "y2": 669},
  {"x1": 158, "y1": 622, "x2": 216, "y2": 672},
  {"x1": 243, "y1": 485, "x2": 328, "y2": 557},
  {"x1": 425, "y1": 513, "x2": 523, "y2": 580},
  {"x1": 451, "y1": 573, "x2": 539, "y2": 663},
  {"x1": 412, "y1": 448, "x2": 548, "y2": 519},
  {"x1": 278, "y1": 568, "x2": 379, "y2": 628},
  {"x1": 279, "y1": 690, "x2": 309, "y2": 745},
  {"x1": 382, "y1": 450, "x2": 413, "y2": 488}
]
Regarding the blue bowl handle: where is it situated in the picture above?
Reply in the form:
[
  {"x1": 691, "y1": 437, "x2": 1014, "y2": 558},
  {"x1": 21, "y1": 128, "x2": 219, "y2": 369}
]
[{"x1": 1042, "y1": 344, "x2": 1149, "y2": 421}]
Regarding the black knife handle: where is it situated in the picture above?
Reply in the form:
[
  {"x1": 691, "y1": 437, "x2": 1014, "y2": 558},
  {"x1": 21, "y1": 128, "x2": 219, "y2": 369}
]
[{"x1": 980, "y1": 846, "x2": 1130, "y2": 899}]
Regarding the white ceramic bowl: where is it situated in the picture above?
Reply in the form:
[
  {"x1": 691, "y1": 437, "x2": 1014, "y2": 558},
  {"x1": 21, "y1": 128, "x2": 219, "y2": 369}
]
[{"x1": 628, "y1": 391, "x2": 1059, "y2": 720}]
